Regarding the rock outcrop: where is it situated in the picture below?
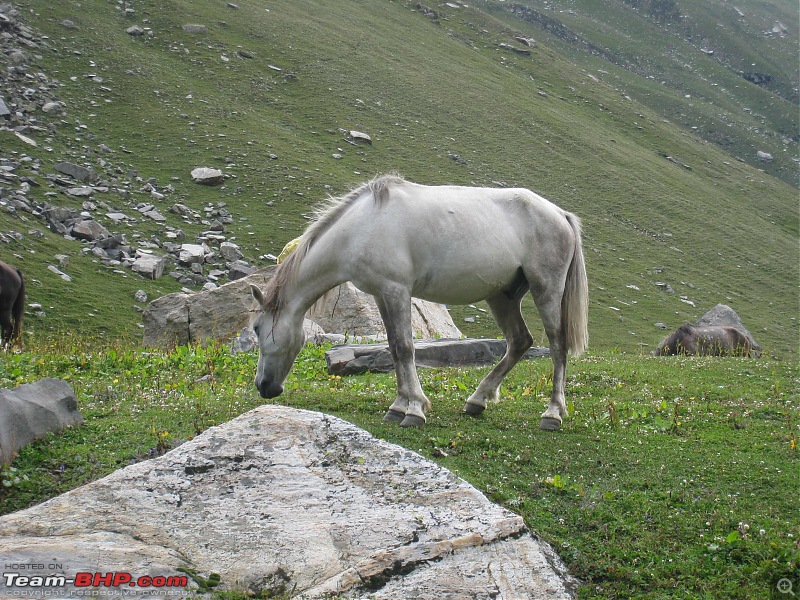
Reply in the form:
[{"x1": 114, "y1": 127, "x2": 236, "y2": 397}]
[
  {"x1": 0, "y1": 405, "x2": 577, "y2": 598},
  {"x1": 144, "y1": 270, "x2": 462, "y2": 348},
  {"x1": 142, "y1": 268, "x2": 276, "y2": 347}
]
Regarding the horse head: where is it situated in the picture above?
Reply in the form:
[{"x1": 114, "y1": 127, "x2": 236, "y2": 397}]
[{"x1": 250, "y1": 284, "x2": 305, "y2": 399}]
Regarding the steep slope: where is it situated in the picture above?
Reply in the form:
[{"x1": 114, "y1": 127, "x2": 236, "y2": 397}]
[{"x1": 0, "y1": 0, "x2": 796, "y2": 355}]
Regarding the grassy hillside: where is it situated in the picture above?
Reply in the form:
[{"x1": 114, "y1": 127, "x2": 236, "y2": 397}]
[{"x1": 0, "y1": 0, "x2": 797, "y2": 355}]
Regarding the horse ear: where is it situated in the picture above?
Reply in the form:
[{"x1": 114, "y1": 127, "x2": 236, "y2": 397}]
[{"x1": 250, "y1": 284, "x2": 266, "y2": 306}]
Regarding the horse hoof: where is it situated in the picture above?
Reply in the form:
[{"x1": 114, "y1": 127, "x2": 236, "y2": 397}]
[
  {"x1": 400, "y1": 414, "x2": 426, "y2": 428},
  {"x1": 464, "y1": 402, "x2": 485, "y2": 417},
  {"x1": 539, "y1": 417, "x2": 562, "y2": 431},
  {"x1": 383, "y1": 409, "x2": 405, "y2": 423}
]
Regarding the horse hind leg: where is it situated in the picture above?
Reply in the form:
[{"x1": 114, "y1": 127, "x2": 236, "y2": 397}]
[
  {"x1": 0, "y1": 310, "x2": 12, "y2": 351},
  {"x1": 529, "y1": 285, "x2": 569, "y2": 431},
  {"x1": 465, "y1": 292, "x2": 532, "y2": 416}
]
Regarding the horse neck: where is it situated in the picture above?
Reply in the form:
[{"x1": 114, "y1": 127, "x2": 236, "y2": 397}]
[{"x1": 281, "y1": 244, "x2": 347, "y2": 318}]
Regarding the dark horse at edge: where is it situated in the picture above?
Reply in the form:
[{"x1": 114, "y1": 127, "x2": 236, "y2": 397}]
[
  {"x1": 653, "y1": 323, "x2": 756, "y2": 357},
  {"x1": 0, "y1": 259, "x2": 25, "y2": 349}
]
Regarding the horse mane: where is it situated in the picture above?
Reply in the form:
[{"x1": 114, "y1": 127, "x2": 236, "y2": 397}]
[{"x1": 260, "y1": 173, "x2": 405, "y2": 314}]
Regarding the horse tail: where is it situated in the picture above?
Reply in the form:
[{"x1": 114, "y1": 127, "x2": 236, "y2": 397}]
[
  {"x1": 561, "y1": 213, "x2": 589, "y2": 355},
  {"x1": 11, "y1": 268, "x2": 25, "y2": 347}
]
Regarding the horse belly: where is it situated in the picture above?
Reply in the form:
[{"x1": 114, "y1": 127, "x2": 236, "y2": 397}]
[{"x1": 411, "y1": 257, "x2": 521, "y2": 305}]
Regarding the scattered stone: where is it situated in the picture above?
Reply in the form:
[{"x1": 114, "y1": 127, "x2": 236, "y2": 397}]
[
  {"x1": 134, "y1": 290, "x2": 148, "y2": 303},
  {"x1": 756, "y1": 150, "x2": 773, "y2": 162},
  {"x1": 131, "y1": 253, "x2": 169, "y2": 280},
  {"x1": 143, "y1": 209, "x2": 166, "y2": 222},
  {"x1": 219, "y1": 241, "x2": 242, "y2": 262},
  {"x1": 191, "y1": 166, "x2": 224, "y2": 185},
  {"x1": 654, "y1": 281, "x2": 675, "y2": 294},
  {"x1": 71, "y1": 219, "x2": 110, "y2": 242},
  {"x1": 178, "y1": 243, "x2": 206, "y2": 265},
  {"x1": 499, "y1": 42, "x2": 531, "y2": 55},
  {"x1": 0, "y1": 379, "x2": 83, "y2": 465},
  {"x1": 126, "y1": 25, "x2": 145, "y2": 36},
  {"x1": 349, "y1": 130, "x2": 372, "y2": 144},
  {"x1": 0, "y1": 405, "x2": 576, "y2": 598},
  {"x1": 47, "y1": 265, "x2": 72, "y2": 282},
  {"x1": 326, "y1": 338, "x2": 549, "y2": 376},
  {"x1": 41, "y1": 101, "x2": 64, "y2": 114},
  {"x1": 182, "y1": 24, "x2": 208, "y2": 34},
  {"x1": 66, "y1": 186, "x2": 94, "y2": 197},
  {"x1": 228, "y1": 260, "x2": 255, "y2": 281},
  {"x1": 54, "y1": 162, "x2": 97, "y2": 183}
]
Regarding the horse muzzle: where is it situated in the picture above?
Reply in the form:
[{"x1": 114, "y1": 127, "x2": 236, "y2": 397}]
[{"x1": 257, "y1": 380, "x2": 284, "y2": 399}]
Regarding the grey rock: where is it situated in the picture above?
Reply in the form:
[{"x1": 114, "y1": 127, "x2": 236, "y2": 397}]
[
  {"x1": 66, "y1": 186, "x2": 94, "y2": 197},
  {"x1": 126, "y1": 25, "x2": 144, "y2": 36},
  {"x1": 41, "y1": 101, "x2": 64, "y2": 114},
  {"x1": 143, "y1": 209, "x2": 166, "y2": 222},
  {"x1": 54, "y1": 162, "x2": 97, "y2": 183},
  {"x1": 70, "y1": 219, "x2": 110, "y2": 241},
  {"x1": 0, "y1": 97, "x2": 10, "y2": 118},
  {"x1": 169, "y1": 203, "x2": 194, "y2": 217},
  {"x1": 178, "y1": 243, "x2": 206, "y2": 265},
  {"x1": 131, "y1": 253, "x2": 169, "y2": 280},
  {"x1": 134, "y1": 290, "x2": 148, "y2": 303},
  {"x1": 756, "y1": 150, "x2": 773, "y2": 162},
  {"x1": 308, "y1": 282, "x2": 462, "y2": 339},
  {"x1": 47, "y1": 265, "x2": 72, "y2": 282},
  {"x1": 42, "y1": 204, "x2": 79, "y2": 225},
  {"x1": 182, "y1": 24, "x2": 208, "y2": 34},
  {"x1": 0, "y1": 379, "x2": 83, "y2": 464},
  {"x1": 219, "y1": 241, "x2": 243, "y2": 262},
  {"x1": 143, "y1": 268, "x2": 276, "y2": 347},
  {"x1": 349, "y1": 130, "x2": 372, "y2": 144},
  {"x1": 228, "y1": 260, "x2": 255, "y2": 281},
  {"x1": 654, "y1": 281, "x2": 675, "y2": 294},
  {"x1": 0, "y1": 405, "x2": 576, "y2": 598},
  {"x1": 694, "y1": 303, "x2": 760, "y2": 351},
  {"x1": 327, "y1": 338, "x2": 550, "y2": 376},
  {"x1": 191, "y1": 167, "x2": 224, "y2": 185}
]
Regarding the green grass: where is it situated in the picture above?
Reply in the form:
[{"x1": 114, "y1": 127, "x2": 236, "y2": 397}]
[
  {"x1": 2, "y1": 342, "x2": 797, "y2": 598},
  {"x1": 1, "y1": 0, "x2": 797, "y2": 356}
]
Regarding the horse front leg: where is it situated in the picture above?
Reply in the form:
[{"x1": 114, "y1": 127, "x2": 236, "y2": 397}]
[{"x1": 375, "y1": 289, "x2": 431, "y2": 428}]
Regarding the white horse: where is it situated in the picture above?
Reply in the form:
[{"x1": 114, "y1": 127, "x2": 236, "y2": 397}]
[{"x1": 250, "y1": 174, "x2": 588, "y2": 430}]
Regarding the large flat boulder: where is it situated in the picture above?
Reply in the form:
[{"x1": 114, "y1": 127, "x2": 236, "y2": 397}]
[
  {"x1": 0, "y1": 379, "x2": 82, "y2": 464},
  {"x1": 327, "y1": 338, "x2": 550, "y2": 376},
  {"x1": 308, "y1": 282, "x2": 462, "y2": 339},
  {"x1": 0, "y1": 406, "x2": 576, "y2": 598}
]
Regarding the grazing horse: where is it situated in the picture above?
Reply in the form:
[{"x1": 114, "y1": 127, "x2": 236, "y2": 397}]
[
  {"x1": 249, "y1": 175, "x2": 589, "y2": 430},
  {"x1": 653, "y1": 323, "x2": 754, "y2": 357},
  {"x1": 0, "y1": 259, "x2": 25, "y2": 350}
]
